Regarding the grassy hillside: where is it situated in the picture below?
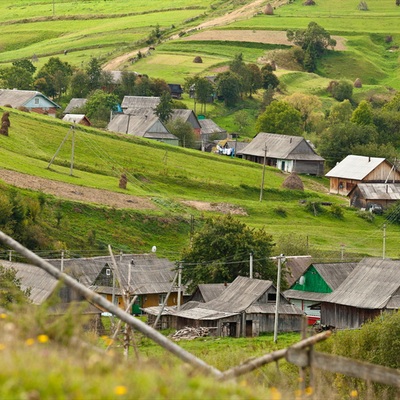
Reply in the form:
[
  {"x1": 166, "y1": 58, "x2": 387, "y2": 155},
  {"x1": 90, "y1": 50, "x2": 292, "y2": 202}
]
[{"x1": 1, "y1": 107, "x2": 399, "y2": 260}]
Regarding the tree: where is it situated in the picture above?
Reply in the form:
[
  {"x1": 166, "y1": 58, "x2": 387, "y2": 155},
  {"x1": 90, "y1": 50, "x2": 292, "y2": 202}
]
[
  {"x1": 284, "y1": 93, "x2": 322, "y2": 132},
  {"x1": 328, "y1": 100, "x2": 353, "y2": 124},
  {"x1": 166, "y1": 118, "x2": 196, "y2": 148},
  {"x1": 287, "y1": 22, "x2": 336, "y2": 72},
  {"x1": 383, "y1": 92, "x2": 400, "y2": 112},
  {"x1": 234, "y1": 110, "x2": 250, "y2": 133},
  {"x1": 86, "y1": 57, "x2": 103, "y2": 92},
  {"x1": 154, "y1": 91, "x2": 173, "y2": 123},
  {"x1": 319, "y1": 122, "x2": 377, "y2": 167},
  {"x1": 351, "y1": 100, "x2": 374, "y2": 126},
  {"x1": 180, "y1": 214, "x2": 276, "y2": 291},
  {"x1": 185, "y1": 76, "x2": 214, "y2": 114},
  {"x1": 85, "y1": 90, "x2": 119, "y2": 127},
  {"x1": 0, "y1": 66, "x2": 34, "y2": 90},
  {"x1": 133, "y1": 75, "x2": 153, "y2": 96},
  {"x1": 69, "y1": 70, "x2": 90, "y2": 98},
  {"x1": 256, "y1": 101, "x2": 303, "y2": 135},
  {"x1": 261, "y1": 65, "x2": 279, "y2": 90},
  {"x1": 149, "y1": 78, "x2": 170, "y2": 97},
  {"x1": 327, "y1": 80, "x2": 353, "y2": 101},
  {"x1": 117, "y1": 71, "x2": 136, "y2": 98},
  {"x1": 35, "y1": 57, "x2": 73, "y2": 99},
  {"x1": 0, "y1": 265, "x2": 31, "y2": 309},
  {"x1": 216, "y1": 71, "x2": 242, "y2": 107},
  {"x1": 243, "y1": 63, "x2": 263, "y2": 97},
  {"x1": 12, "y1": 59, "x2": 36, "y2": 75}
]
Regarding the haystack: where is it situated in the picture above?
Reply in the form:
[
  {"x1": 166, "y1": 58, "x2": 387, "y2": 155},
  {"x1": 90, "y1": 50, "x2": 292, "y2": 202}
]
[
  {"x1": 354, "y1": 78, "x2": 362, "y2": 88},
  {"x1": 193, "y1": 56, "x2": 203, "y2": 63},
  {"x1": 303, "y1": 0, "x2": 316, "y2": 5},
  {"x1": 282, "y1": 173, "x2": 304, "y2": 191},
  {"x1": 264, "y1": 3, "x2": 274, "y2": 15}
]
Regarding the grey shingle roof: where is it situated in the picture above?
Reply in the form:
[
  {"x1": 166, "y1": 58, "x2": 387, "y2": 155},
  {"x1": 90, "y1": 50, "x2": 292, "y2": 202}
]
[
  {"x1": 323, "y1": 258, "x2": 400, "y2": 309},
  {"x1": 351, "y1": 183, "x2": 400, "y2": 201},
  {"x1": 313, "y1": 262, "x2": 357, "y2": 290},
  {"x1": 199, "y1": 119, "x2": 226, "y2": 135},
  {"x1": 0, "y1": 89, "x2": 60, "y2": 108},
  {"x1": 195, "y1": 283, "x2": 229, "y2": 302},
  {"x1": 238, "y1": 132, "x2": 324, "y2": 161},
  {"x1": 284, "y1": 290, "x2": 331, "y2": 302},
  {"x1": 62, "y1": 114, "x2": 87, "y2": 124},
  {"x1": 325, "y1": 155, "x2": 387, "y2": 180},
  {"x1": 121, "y1": 96, "x2": 160, "y2": 109},
  {"x1": 64, "y1": 98, "x2": 87, "y2": 114}
]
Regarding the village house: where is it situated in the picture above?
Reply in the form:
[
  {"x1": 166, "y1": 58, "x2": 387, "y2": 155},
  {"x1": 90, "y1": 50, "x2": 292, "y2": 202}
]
[
  {"x1": 107, "y1": 112, "x2": 179, "y2": 146},
  {"x1": 145, "y1": 276, "x2": 303, "y2": 337},
  {"x1": 63, "y1": 98, "x2": 87, "y2": 114},
  {"x1": 62, "y1": 114, "x2": 91, "y2": 126},
  {"x1": 348, "y1": 183, "x2": 400, "y2": 210},
  {"x1": 325, "y1": 155, "x2": 400, "y2": 196},
  {"x1": 199, "y1": 118, "x2": 227, "y2": 145},
  {"x1": 0, "y1": 89, "x2": 60, "y2": 117},
  {"x1": 319, "y1": 258, "x2": 400, "y2": 329},
  {"x1": 284, "y1": 262, "x2": 357, "y2": 325},
  {"x1": 168, "y1": 84, "x2": 184, "y2": 99},
  {"x1": 237, "y1": 133, "x2": 325, "y2": 176}
]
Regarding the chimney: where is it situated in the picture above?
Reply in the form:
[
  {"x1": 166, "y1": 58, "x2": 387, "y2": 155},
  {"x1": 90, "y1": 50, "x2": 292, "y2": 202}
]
[{"x1": 368, "y1": 156, "x2": 371, "y2": 162}]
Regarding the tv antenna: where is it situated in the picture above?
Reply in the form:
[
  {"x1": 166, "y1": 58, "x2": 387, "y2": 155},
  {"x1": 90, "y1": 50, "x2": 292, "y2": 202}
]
[{"x1": 47, "y1": 124, "x2": 76, "y2": 176}]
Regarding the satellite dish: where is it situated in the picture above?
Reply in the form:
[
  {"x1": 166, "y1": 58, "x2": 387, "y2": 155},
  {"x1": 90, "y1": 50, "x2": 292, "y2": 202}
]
[
  {"x1": 151, "y1": 246, "x2": 157, "y2": 253},
  {"x1": 299, "y1": 276, "x2": 305, "y2": 285}
]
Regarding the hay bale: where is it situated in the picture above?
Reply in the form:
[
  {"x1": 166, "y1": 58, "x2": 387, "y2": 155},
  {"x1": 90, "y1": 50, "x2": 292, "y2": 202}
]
[
  {"x1": 303, "y1": 0, "x2": 316, "y2": 4},
  {"x1": 2, "y1": 112, "x2": 10, "y2": 128},
  {"x1": 193, "y1": 56, "x2": 203, "y2": 63},
  {"x1": 354, "y1": 78, "x2": 362, "y2": 88},
  {"x1": 17, "y1": 106, "x2": 30, "y2": 113},
  {"x1": 264, "y1": 3, "x2": 274, "y2": 14},
  {"x1": 119, "y1": 173, "x2": 128, "y2": 189},
  {"x1": 282, "y1": 173, "x2": 304, "y2": 191}
]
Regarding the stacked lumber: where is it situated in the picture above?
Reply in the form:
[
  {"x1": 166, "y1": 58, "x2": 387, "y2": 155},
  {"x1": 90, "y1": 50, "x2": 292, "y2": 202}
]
[{"x1": 170, "y1": 327, "x2": 211, "y2": 341}]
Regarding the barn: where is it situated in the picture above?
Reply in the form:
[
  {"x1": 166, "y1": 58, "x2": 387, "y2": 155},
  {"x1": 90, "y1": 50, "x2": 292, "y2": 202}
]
[
  {"x1": 325, "y1": 155, "x2": 400, "y2": 196},
  {"x1": 320, "y1": 258, "x2": 400, "y2": 329},
  {"x1": 348, "y1": 183, "x2": 400, "y2": 210},
  {"x1": 237, "y1": 133, "x2": 324, "y2": 176}
]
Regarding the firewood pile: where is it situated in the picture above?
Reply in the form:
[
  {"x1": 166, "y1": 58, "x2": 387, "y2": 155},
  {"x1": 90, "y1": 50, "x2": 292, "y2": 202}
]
[{"x1": 169, "y1": 327, "x2": 212, "y2": 341}]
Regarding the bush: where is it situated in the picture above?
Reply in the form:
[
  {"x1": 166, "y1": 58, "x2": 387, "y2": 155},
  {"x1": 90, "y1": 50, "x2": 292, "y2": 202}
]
[
  {"x1": 330, "y1": 204, "x2": 344, "y2": 219},
  {"x1": 305, "y1": 200, "x2": 323, "y2": 216},
  {"x1": 273, "y1": 207, "x2": 287, "y2": 217},
  {"x1": 357, "y1": 1, "x2": 368, "y2": 10},
  {"x1": 357, "y1": 210, "x2": 375, "y2": 222}
]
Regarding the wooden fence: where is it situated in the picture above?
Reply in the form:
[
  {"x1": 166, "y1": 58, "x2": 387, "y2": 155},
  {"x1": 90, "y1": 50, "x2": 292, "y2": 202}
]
[{"x1": 1, "y1": 230, "x2": 399, "y2": 391}]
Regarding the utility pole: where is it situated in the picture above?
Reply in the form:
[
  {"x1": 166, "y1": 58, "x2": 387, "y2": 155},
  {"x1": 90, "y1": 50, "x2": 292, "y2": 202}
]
[
  {"x1": 70, "y1": 124, "x2": 75, "y2": 176},
  {"x1": 273, "y1": 254, "x2": 285, "y2": 343},
  {"x1": 249, "y1": 252, "x2": 253, "y2": 279},
  {"x1": 177, "y1": 263, "x2": 182, "y2": 311},
  {"x1": 259, "y1": 144, "x2": 267, "y2": 202},
  {"x1": 383, "y1": 223, "x2": 386, "y2": 259},
  {"x1": 61, "y1": 250, "x2": 64, "y2": 272}
]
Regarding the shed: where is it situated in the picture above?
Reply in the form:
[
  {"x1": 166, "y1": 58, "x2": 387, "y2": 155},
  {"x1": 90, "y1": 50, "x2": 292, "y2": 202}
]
[
  {"x1": 121, "y1": 96, "x2": 160, "y2": 111},
  {"x1": 168, "y1": 84, "x2": 184, "y2": 99},
  {"x1": 171, "y1": 109, "x2": 201, "y2": 136},
  {"x1": 348, "y1": 183, "x2": 400, "y2": 210},
  {"x1": 0, "y1": 89, "x2": 60, "y2": 117},
  {"x1": 107, "y1": 112, "x2": 179, "y2": 146},
  {"x1": 284, "y1": 262, "x2": 356, "y2": 324},
  {"x1": 237, "y1": 133, "x2": 324, "y2": 176},
  {"x1": 320, "y1": 258, "x2": 400, "y2": 329},
  {"x1": 199, "y1": 119, "x2": 227, "y2": 143},
  {"x1": 63, "y1": 98, "x2": 87, "y2": 114},
  {"x1": 167, "y1": 276, "x2": 303, "y2": 337},
  {"x1": 62, "y1": 114, "x2": 91, "y2": 126},
  {"x1": 325, "y1": 155, "x2": 400, "y2": 196}
]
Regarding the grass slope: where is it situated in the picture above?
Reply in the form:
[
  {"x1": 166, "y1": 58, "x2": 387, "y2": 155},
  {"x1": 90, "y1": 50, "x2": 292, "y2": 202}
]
[{"x1": 1, "y1": 107, "x2": 399, "y2": 259}]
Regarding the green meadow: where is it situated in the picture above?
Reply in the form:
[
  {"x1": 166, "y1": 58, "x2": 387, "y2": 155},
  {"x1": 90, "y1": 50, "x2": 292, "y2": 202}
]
[{"x1": 1, "y1": 107, "x2": 399, "y2": 259}]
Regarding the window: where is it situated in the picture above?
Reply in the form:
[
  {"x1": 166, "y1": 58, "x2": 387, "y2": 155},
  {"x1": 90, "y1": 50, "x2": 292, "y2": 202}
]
[
  {"x1": 159, "y1": 294, "x2": 166, "y2": 306},
  {"x1": 106, "y1": 268, "x2": 111, "y2": 276},
  {"x1": 268, "y1": 293, "x2": 276, "y2": 302},
  {"x1": 34, "y1": 98, "x2": 40, "y2": 105}
]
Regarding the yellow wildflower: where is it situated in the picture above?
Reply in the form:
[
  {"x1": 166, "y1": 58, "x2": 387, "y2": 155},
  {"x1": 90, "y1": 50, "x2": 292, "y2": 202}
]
[
  {"x1": 305, "y1": 386, "x2": 313, "y2": 396},
  {"x1": 270, "y1": 387, "x2": 282, "y2": 400},
  {"x1": 114, "y1": 386, "x2": 127, "y2": 396},
  {"x1": 0, "y1": 343, "x2": 5, "y2": 351},
  {"x1": 0, "y1": 313, "x2": 7, "y2": 319},
  {"x1": 350, "y1": 390, "x2": 358, "y2": 398},
  {"x1": 25, "y1": 338, "x2": 35, "y2": 346},
  {"x1": 37, "y1": 334, "x2": 49, "y2": 343}
]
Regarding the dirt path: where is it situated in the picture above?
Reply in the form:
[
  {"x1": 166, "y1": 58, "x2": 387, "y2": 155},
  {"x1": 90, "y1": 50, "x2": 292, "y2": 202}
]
[
  {"x1": 0, "y1": 169, "x2": 156, "y2": 210},
  {"x1": 102, "y1": 0, "x2": 282, "y2": 71}
]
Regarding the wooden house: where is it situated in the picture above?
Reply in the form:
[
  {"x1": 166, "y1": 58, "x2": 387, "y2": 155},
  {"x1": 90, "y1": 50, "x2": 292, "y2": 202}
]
[
  {"x1": 320, "y1": 258, "x2": 400, "y2": 329},
  {"x1": 283, "y1": 256, "x2": 313, "y2": 287},
  {"x1": 49, "y1": 254, "x2": 185, "y2": 314},
  {"x1": 107, "y1": 112, "x2": 179, "y2": 146},
  {"x1": 171, "y1": 109, "x2": 201, "y2": 136},
  {"x1": 284, "y1": 262, "x2": 356, "y2": 325},
  {"x1": 158, "y1": 276, "x2": 303, "y2": 337},
  {"x1": 63, "y1": 98, "x2": 87, "y2": 114},
  {"x1": 325, "y1": 155, "x2": 400, "y2": 196},
  {"x1": 62, "y1": 114, "x2": 91, "y2": 126},
  {"x1": 0, "y1": 89, "x2": 60, "y2": 117},
  {"x1": 188, "y1": 283, "x2": 230, "y2": 303},
  {"x1": 199, "y1": 119, "x2": 227, "y2": 144},
  {"x1": 168, "y1": 84, "x2": 184, "y2": 99},
  {"x1": 237, "y1": 133, "x2": 324, "y2": 176},
  {"x1": 121, "y1": 96, "x2": 160, "y2": 113},
  {"x1": 348, "y1": 183, "x2": 400, "y2": 210}
]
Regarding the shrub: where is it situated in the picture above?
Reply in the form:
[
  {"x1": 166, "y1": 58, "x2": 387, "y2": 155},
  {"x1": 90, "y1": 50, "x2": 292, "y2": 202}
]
[
  {"x1": 356, "y1": 210, "x2": 375, "y2": 222},
  {"x1": 357, "y1": 1, "x2": 369, "y2": 10},
  {"x1": 273, "y1": 207, "x2": 287, "y2": 217},
  {"x1": 330, "y1": 204, "x2": 344, "y2": 219},
  {"x1": 305, "y1": 200, "x2": 323, "y2": 216}
]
